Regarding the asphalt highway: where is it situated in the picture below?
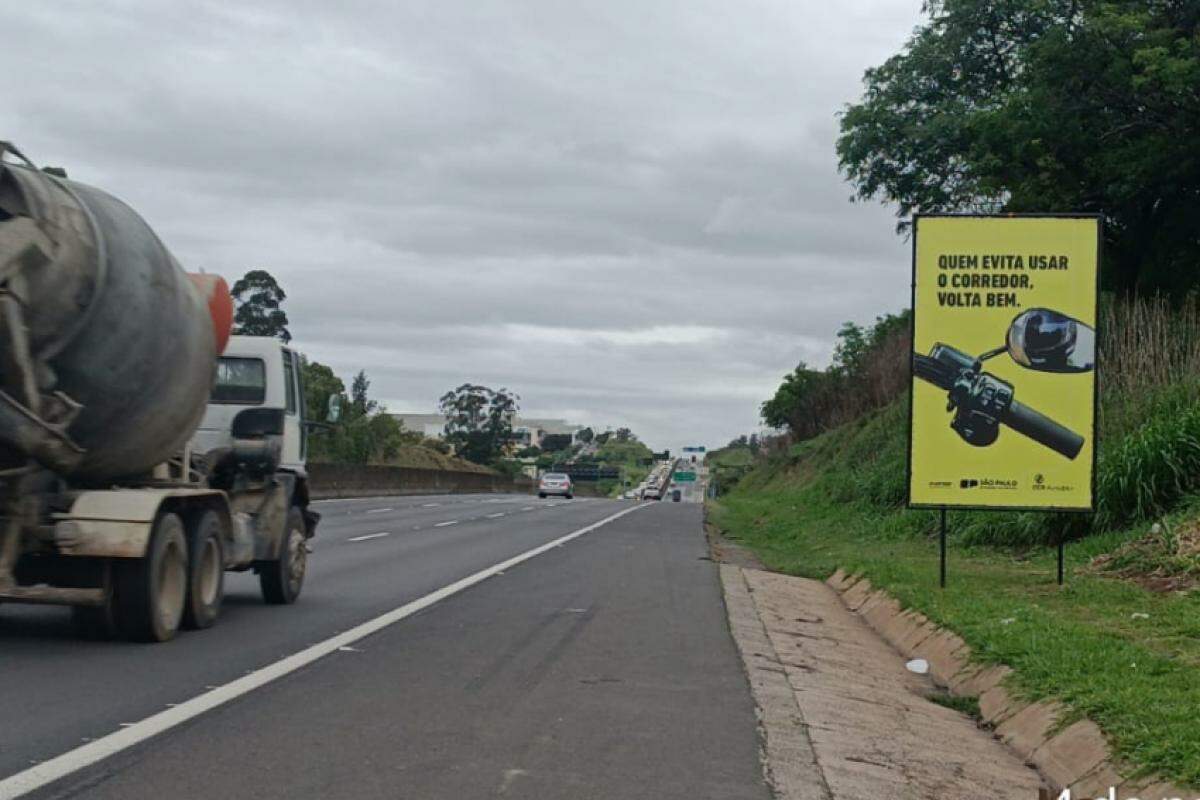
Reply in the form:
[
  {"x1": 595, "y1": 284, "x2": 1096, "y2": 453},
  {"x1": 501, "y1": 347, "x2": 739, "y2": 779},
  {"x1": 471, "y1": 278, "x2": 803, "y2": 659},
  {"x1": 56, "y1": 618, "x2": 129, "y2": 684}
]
[{"x1": 0, "y1": 493, "x2": 768, "y2": 799}]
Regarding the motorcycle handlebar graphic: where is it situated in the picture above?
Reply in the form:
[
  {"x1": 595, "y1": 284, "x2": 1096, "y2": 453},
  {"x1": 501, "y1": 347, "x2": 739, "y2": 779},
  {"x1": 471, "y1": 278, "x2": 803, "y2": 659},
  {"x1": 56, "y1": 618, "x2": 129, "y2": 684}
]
[{"x1": 913, "y1": 346, "x2": 1084, "y2": 460}]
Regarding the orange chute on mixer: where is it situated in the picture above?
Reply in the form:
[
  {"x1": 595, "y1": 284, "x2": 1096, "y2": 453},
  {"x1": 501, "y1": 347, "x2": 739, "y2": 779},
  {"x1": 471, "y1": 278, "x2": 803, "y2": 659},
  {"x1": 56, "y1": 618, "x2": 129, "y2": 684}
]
[{"x1": 188, "y1": 273, "x2": 234, "y2": 356}]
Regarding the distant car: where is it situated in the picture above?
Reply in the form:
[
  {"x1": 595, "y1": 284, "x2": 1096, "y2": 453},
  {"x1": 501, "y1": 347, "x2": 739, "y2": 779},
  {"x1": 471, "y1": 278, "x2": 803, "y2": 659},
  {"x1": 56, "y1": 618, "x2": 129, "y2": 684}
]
[
  {"x1": 538, "y1": 472, "x2": 573, "y2": 499},
  {"x1": 672, "y1": 489, "x2": 682, "y2": 502},
  {"x1": 643, "y1": 486, "x2": 663, "y2": 501}
]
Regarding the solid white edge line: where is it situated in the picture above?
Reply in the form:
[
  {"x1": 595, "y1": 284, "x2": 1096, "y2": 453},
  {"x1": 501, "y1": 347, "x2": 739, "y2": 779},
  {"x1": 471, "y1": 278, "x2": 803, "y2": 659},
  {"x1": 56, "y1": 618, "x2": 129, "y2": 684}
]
[
  {"x1": 0, "y1": 503, "x2": 648, "y2": 800},
  {"x1": 347, "y1": 532, "x2": 391, "y2": 542},
  {"x1": 434, "y1": 520, "x2": 458, "y2": 527},
  {"x1": 363, "y1": 507, "x2": 394, "y2": 514}
]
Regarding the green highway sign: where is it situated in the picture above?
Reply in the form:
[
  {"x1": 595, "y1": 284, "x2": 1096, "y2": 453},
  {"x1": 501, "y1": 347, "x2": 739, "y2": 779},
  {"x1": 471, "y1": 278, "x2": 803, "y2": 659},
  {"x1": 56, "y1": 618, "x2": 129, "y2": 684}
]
[{"x1": 674, "y1": 471, "x2": 697, "y2": 482}]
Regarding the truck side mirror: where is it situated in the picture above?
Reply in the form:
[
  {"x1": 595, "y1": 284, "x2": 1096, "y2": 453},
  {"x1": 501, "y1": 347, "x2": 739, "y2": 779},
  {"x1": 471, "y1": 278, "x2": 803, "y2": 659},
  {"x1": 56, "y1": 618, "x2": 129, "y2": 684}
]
[
  {"x1": 1006, "y1": 308, "x2": 1095, "y2": 373},
  {"x1": 326, "y1": 394, "x2": 343, "y2": 423}
]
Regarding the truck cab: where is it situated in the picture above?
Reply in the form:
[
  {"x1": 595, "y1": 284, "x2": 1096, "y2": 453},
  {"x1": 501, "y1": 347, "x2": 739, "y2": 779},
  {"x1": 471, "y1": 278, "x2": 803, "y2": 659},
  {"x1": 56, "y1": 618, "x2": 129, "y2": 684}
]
[{"x1": 192, "y1": 336, "x2": 308, "y2": 473}]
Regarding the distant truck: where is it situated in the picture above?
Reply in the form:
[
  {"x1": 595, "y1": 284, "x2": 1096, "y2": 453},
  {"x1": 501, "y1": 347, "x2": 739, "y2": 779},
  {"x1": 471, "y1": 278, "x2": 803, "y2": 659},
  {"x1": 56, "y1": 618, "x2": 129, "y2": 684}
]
[{"x1": 0, "y1": 143, "x2": 321, "y2": 642}]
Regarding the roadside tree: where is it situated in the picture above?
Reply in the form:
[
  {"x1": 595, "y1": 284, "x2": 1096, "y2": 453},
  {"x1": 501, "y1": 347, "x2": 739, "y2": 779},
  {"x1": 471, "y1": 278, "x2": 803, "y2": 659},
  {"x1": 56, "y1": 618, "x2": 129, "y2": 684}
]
[
  {"x1": 231, "y1": 269, "x2": 291, "y2": 341},
  {"x1": 438, "y1": 383, "x2": 520, "y2": 465},
  {"x1": 838, "y1": 0, "x2": 1200, "y2": 296}
]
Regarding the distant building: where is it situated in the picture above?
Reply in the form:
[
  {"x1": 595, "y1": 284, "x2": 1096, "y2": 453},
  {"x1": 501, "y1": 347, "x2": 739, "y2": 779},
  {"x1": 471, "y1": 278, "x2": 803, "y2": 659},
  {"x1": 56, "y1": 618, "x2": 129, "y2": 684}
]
[
  {"x1": 390, "y1": 413, "x2": 449, "y2": 440},
  {"x1": 390, "y1": 413, "x2": 582, "y2": 449},
  {"x1": 511, "y1": 418, "x2": 584, "y2": 449}
]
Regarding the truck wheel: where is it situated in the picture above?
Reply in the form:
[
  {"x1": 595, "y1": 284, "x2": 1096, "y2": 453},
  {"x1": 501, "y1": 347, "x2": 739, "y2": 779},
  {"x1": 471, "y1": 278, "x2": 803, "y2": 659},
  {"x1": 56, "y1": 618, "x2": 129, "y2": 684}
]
[
  {"x1": 117, "y1": 512, "x2": 188, "y2": 643},
  {"x1": 260, "y1": 506, "x2": 307, "y2": 605},
  {"x1": 183, "y1": 511, "x2": 225, "y2": 630}
]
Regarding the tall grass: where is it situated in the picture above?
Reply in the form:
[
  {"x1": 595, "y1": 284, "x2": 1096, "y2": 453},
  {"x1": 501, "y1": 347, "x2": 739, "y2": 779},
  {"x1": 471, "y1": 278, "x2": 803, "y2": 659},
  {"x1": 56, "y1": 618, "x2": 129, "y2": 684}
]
[
  {"x1": 1099, "y1": 293, "x2": 1200, "y2": 440},
  {"x1": 1091, "y1": 294, "x2": 1200, "y2": 532}
]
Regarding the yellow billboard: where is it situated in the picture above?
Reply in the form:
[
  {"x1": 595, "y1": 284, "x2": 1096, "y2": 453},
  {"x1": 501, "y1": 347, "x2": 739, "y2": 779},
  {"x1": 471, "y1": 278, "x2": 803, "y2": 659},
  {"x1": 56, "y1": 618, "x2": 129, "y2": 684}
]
[{"x1": 908, "y1": 215, "x2": 1099, "y2": 511}]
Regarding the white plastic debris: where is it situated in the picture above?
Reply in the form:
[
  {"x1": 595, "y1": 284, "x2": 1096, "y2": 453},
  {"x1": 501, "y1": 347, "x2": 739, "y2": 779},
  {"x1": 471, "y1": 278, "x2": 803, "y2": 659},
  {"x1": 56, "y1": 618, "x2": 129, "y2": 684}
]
[
  {"x1": 999, "y1": 617, "x2": 1016, "y2": 626},
  {"x1": 1131, "y1": 612, "x2": 1150, "y2": 620},
  {"x1": 905, "y1": 658, "x2": 929, "y2": 675}
]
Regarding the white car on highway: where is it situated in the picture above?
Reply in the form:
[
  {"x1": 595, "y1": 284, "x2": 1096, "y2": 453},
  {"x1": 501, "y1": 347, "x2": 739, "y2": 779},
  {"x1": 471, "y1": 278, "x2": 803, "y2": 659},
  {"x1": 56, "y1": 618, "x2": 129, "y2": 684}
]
[{"x1": 538, "y1": 472, "x2": 574, "y2": 499}]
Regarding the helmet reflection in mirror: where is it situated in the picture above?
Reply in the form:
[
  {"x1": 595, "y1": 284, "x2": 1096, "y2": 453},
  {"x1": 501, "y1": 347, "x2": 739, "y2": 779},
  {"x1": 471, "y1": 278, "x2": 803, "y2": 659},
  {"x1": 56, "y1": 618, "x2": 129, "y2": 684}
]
[{"x1": 1005, "y1": 308, "x2": 1095, "y2": 373}]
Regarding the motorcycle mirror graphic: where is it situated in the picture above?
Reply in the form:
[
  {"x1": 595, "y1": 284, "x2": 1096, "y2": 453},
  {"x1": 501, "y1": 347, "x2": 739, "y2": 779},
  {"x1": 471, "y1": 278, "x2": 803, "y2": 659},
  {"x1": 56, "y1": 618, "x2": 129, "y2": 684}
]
[
  {"x1": 1003, "y1": 308, "x2": 1095, "y2": 373},
  {"x1": 913, "y1": 343, "x2": 1085, "y2": 460}
]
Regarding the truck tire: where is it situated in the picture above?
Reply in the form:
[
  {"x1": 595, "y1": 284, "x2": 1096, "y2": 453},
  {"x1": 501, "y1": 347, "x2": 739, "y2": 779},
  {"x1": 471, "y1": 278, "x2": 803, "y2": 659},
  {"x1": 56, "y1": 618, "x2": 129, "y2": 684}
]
[
  {"x1": 116, "y1": 512, "x2": 189, "y2": 643},
  {"x1": 260, "y1": 506, "x2": 307, "y2": 605},
  {"x1": 183, "y1": 510, "x2": 225, "y2": 630}
]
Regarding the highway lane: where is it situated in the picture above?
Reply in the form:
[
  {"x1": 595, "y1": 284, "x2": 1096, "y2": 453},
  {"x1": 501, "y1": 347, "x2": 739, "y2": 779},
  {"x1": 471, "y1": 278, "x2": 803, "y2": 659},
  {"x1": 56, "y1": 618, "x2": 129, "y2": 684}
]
[
  {"x1": 14, "y1": 501, "x2": 768, "y2": 800},
  {"x1": 0, "y1": 493, "x2": 631, "y2": 782}
]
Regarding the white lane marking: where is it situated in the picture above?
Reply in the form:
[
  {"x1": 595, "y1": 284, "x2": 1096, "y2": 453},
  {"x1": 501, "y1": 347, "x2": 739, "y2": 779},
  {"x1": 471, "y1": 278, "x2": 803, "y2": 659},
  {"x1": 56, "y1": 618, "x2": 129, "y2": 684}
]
[
  {"x1": 521, "y1": 506, "x2": 535, "y2": 512},
  {"x1": 364, "y1": 507, "x2": 393, "y2": 515},
  {"x1": 0, "y1": 503, "x2": 649, "y2": 800},
  {"x1": 348, "y1": 532, "x2": 391, "y2": 543},
  {"x1": 485, "y1": 512, "x2": 505, "y2": 519},
  {"x1": 434, "y1": 520, "x2": 458, "y2": 528},
  {"x1": 422, "y1": 503, "x2": 440, "y2": 508}
]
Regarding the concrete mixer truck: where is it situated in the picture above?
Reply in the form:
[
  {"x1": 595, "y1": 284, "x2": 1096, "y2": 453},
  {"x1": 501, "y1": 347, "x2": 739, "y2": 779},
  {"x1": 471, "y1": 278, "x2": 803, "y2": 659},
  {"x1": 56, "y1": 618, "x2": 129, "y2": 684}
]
[{"x1": 0, "y1": 142, "x2": 321, "y2": 642}]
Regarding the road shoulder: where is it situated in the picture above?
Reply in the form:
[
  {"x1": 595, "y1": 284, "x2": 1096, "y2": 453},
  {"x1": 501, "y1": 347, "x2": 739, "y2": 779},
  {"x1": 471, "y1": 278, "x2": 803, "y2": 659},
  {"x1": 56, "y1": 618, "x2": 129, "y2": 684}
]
[{"x1": 719, "y1": 564, "x2": 1046, "y2": 799}]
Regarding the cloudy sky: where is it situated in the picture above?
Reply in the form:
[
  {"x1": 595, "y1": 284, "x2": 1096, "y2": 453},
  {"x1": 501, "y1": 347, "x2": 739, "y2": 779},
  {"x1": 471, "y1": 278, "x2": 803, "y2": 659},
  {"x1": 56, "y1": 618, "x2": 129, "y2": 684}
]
[{"x1": 5, "y1": 1, "x2": 921, "y2": 453}]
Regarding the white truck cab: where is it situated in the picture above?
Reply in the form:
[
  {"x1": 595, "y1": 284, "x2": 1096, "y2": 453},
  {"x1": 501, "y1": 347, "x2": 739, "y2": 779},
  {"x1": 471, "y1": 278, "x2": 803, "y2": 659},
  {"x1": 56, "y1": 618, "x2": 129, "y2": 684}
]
[{"x1": 192, "y1": 336, "x2": 308, "y2": 472}]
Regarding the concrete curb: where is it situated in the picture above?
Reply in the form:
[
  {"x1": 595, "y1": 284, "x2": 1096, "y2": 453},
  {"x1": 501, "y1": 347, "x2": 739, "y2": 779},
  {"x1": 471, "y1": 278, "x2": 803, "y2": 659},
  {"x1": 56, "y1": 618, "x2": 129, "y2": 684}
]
[
  {"x1": 719, "y1": 564, "x2": 832, "y2": 800},
  {"x1": 823, "y1": 569, "x2": 1194, "y2": 799},
  {"x1": 721, "y1": 566, "x2": 1042, "y2": 799}
]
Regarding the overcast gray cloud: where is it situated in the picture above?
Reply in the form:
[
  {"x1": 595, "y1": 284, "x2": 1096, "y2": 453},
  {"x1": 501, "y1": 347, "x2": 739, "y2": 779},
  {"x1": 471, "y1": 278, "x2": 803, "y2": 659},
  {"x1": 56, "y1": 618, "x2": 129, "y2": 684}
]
[{"x1": 4, "y1": 0, "x2": 920, "y2": 452}]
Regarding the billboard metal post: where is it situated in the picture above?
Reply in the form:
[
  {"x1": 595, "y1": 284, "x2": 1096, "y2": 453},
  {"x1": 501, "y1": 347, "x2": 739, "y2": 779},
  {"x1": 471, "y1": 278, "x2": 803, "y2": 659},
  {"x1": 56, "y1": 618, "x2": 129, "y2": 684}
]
[
  {"x1": 1057, "y1": 537, "x2": 1065, "y2": 586},
  {"x1": 939, "y1": 507, "x2": 947, "y2": 589}
]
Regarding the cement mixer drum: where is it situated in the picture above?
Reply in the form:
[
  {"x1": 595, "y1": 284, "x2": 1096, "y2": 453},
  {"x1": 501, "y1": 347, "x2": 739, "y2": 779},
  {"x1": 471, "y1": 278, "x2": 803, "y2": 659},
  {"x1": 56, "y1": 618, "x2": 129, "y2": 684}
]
[{"x1": 0, "y1": 143, "x2": 226, "y2": 482}]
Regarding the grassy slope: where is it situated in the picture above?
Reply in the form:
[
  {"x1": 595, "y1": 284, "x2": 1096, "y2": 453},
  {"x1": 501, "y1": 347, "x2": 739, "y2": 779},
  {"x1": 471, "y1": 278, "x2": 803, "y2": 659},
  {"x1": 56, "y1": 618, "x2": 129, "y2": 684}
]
[
  {"x1": 711, "y1": 401, "x2": 1200, "y2": 786},
  {"x1": 311, "y1": 446, "x2": 494, "y2": 474},
  {"x1": 704, "y1": 444, "x2": 756, "y2": 496},
  {"x1": 592, "y1": 438, "x2": 655, "y2": 496}
]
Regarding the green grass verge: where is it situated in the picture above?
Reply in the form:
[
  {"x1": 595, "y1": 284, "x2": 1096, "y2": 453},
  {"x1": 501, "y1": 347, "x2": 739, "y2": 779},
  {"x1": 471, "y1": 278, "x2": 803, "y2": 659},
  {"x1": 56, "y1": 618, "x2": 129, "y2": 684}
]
[{"x1": 710, "y1": 489, "x2": 1200, "y2": 786}]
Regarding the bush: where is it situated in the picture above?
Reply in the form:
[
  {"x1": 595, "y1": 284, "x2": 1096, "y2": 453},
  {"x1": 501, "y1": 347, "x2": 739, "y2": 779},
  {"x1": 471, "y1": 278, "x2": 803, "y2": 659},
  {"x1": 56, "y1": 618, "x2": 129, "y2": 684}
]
[{"x1": 761, "y1": 311, "x2": 910, "y2": 441}]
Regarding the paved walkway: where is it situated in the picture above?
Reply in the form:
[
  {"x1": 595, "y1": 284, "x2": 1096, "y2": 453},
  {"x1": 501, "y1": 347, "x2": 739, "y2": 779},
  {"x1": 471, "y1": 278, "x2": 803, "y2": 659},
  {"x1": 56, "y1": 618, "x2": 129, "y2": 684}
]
[{"x1": 721, "y1": 565, "x2": 1045, "y2": 800}]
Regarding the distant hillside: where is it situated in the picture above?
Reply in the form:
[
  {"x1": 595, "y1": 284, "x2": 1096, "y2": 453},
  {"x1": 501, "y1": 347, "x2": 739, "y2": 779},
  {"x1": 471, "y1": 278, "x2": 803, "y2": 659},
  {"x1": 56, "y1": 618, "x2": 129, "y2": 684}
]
[{"x1": 313, "y1": 445, "x2": 494, "y2": 474}]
